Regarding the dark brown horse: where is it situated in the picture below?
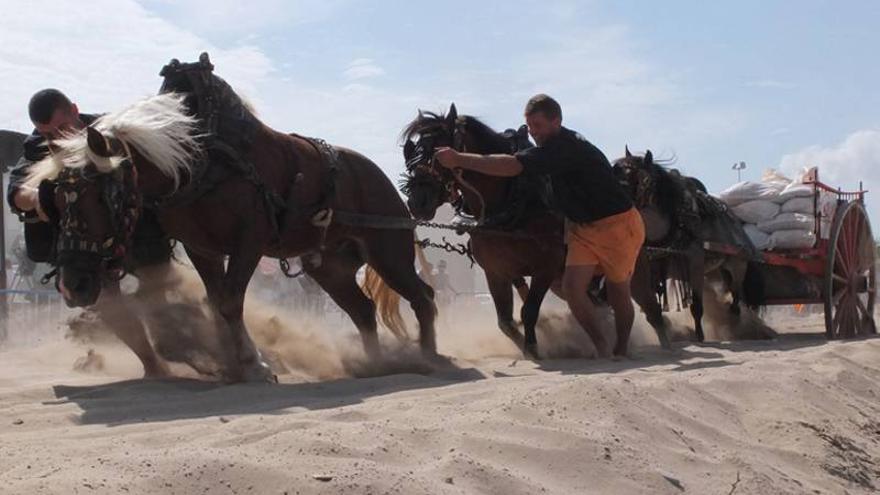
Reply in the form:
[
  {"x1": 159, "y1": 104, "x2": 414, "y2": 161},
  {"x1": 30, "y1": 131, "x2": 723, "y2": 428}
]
[
  {"x1": 27, "y1": 54, "x2": 437, "y2": 382},
  {"x1": 613, "y1": 149, "x2": 762, "y2": 341},
  {"x1": 399, "y1": 105, "x2": 671, "y2": 357}
]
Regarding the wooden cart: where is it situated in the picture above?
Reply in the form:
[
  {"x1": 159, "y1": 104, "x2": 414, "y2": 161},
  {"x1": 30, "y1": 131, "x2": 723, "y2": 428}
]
[{"x1": 707, "y1": 169, "x2": 876, "y2": 338}]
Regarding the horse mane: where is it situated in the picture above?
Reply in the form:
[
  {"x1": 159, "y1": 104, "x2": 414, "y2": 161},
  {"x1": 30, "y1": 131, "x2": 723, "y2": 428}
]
[
  {"x1": 614, "y1": 153, "x2": 687, "y2": 218},
  {"x1": 26, "y1": 93, "x2": 200, "y2": 188},
  {"x1": 401, "y1": 111, "x2": 445, "y2": 143},
  {"x1": 648, "y1": 158, "x2": 687, "y2": 220},
  {"x1": 401, "y1": 111, "x2": 511, "y2": 154}
]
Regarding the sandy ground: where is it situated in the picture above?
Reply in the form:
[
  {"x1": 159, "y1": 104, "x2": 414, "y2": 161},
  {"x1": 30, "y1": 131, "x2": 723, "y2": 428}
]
[{"x1": 1, "y1": 292, "x2": 879, "y2": 494}]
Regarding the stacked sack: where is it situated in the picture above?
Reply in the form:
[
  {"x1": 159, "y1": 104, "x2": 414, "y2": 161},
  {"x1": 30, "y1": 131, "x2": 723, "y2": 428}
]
[{"x1": 718, "y1": 168, "x2": 836, "y2": 251}]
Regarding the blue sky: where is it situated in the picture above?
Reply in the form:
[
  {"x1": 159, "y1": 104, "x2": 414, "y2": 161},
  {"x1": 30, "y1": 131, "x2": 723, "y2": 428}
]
[{"x1": 2, "y1": 0, "x2": 878, "y2": 215}]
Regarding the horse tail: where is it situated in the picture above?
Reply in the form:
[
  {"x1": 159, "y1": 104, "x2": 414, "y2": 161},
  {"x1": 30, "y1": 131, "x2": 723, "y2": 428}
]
[{"x1": 361, "y1": 266, "x2": 409, "y2": 342}]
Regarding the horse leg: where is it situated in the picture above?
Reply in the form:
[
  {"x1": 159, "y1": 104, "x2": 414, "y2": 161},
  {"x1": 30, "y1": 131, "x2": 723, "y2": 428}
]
[
  {"x1": 632, "y1": 252, "x2": 670, "y2": 349},
  {"x1": 183, "y1": 246, "x2": 224, "y2": 305},
  {"x1": 486, "y1": 273, "x2": 522, "y2": 349},
  {"x1": 689, "y1": 251, "x2": 706, "y2": 343},
  {"x1": 513, "y1": 276, "x2": 529, "y2": 303},
  {"x1": 363, "y1": 235, "x2": 438, "y2": 357},
  {"x1": 220, "y1": 249, "x2": 274, "y2": 382},
  {"x1": 520, "y1": 273, "x2": 553, "y2": 359},
  {"x1": 186, "y1": 246, "x2": 272, "y2": 382},
  {"x1": 94, "y1": 280, "x2": 169, "y2": 377},
  {"x1": 305, "y1": 248, "x2": 381, "y2": 359}
]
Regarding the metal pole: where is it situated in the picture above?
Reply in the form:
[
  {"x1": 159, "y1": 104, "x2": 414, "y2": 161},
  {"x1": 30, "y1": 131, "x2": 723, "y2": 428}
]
[{"x1": 0, "y1": 168, "x2": 7, "y2": 342}]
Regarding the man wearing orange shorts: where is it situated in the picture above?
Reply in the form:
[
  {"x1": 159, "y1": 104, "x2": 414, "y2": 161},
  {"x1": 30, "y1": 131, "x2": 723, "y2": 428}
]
[{"x1": 435, "y1": 94, "x2": 644, "y2": 357}]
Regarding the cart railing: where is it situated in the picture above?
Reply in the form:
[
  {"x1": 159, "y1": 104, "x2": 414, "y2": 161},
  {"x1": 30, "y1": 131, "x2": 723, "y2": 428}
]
[{"x1": 797, "y1": 168, "x2": 867, "y2": 247}]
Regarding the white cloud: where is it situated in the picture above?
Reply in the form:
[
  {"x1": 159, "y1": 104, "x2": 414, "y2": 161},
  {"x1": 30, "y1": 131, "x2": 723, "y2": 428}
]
[
  {"x1": 779, "y1": 129, "x2": 880, "y2": 220},
  {"x1": 136, "y1": 0, "x2": 348, "y2": 36},
  {"x1": 0, "y1": 0, "x2": 272, "y2": 132},
  {"x1": 745, "y1": 79, "x2": 795, "y2": 89},
  {"x1": 343, "y1": 59, "x2": 386, "y2": 80},
  {"x1": 0, "y1": 1, "x2": 747, "y2": 197}
]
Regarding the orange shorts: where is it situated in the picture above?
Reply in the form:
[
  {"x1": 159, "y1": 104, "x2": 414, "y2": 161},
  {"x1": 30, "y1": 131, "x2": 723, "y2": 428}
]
[{"x1": 565, "y1": 207, "x2": 645, "y2": 283}]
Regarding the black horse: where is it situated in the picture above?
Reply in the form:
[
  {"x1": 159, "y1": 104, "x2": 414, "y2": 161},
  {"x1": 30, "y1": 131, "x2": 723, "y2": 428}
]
[{"x1": 613, "y1": 148, "x2": 762, "y2": 341}]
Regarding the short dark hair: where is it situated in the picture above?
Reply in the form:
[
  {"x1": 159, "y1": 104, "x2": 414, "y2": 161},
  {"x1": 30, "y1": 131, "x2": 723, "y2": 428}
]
[
  {"x1": 28, "y1": 89, "x2": 72, "y2": 124},
  {"x1": 524, "y1": 94, "x2": 562, "y2": 121}
]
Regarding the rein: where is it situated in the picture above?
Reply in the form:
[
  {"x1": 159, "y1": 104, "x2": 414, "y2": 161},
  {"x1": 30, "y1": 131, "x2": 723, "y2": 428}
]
[{"x1": 416, "y1": 117, "x2": 488, "y2": 224}]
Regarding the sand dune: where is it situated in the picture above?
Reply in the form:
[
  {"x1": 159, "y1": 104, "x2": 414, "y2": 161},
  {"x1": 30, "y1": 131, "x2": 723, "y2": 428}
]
[{"x1": 1, "y1": 299, "x2": 879, "y2": 495}]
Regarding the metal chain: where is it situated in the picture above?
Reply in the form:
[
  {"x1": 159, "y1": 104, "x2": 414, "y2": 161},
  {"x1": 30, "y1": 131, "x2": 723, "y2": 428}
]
[
  {"x1": 279, "y1": 258, "x2": 306, "y2": 279},
  {"x1": 416, "y1": 236, "x2": 474, "y2": 265}
]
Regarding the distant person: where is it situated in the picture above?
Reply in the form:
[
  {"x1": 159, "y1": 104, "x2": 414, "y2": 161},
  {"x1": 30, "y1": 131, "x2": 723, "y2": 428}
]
[{"x1": 432, "y1": 260, "x2": 458, "y2": 307}]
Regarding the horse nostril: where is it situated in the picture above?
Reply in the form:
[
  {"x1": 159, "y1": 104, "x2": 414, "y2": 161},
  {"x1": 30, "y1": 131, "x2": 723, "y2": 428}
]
[{"x1": 68, "y1": 274, "x2": 91, "y2": 294}]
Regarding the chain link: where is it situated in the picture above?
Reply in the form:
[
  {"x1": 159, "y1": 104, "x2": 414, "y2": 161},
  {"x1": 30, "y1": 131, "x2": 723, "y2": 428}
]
[{"x1": 415, "y1": 236, "x2": 473, "y2": 260}]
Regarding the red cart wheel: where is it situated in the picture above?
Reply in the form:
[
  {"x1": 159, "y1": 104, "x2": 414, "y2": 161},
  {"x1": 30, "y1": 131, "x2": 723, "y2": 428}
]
[{"x1": 824, "y1": 201, "x2": 876, "y2": 338}]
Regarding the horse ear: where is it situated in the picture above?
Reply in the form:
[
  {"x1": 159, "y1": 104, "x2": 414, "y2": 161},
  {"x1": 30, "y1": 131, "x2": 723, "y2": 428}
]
[
  {"x1": 447, "y1": 103, "x2": 458, "y2": 125},
  {"x1": 645, "y1": 150, "x2": 654, "y2": 165},
  {"x1": 625, "y1": 145, "x2": 632, "y2": 158},
  {"x1": 86, "y1": 126, "x2": 111, "y2": 158},
  {"x1": 403, "y1": 139, "x2": 415, "y2": 159}
]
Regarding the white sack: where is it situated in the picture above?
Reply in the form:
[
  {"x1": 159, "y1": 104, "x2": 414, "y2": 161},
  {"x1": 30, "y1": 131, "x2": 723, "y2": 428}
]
[
  {"x1": 718, "y1": 181, "x2": 786, "y2": 206},
  {"x1": 731, "y1": 200, "x2": 781, "y2": 224},
  {"x1": 757, "y1": 212, "x2": 814, "y2": 233},
  {"x1": 781, "y1": 197, "x2": 815, "y2": 214},
  {"x1": 768, "y1": 230, "x2": 816, "y2": 250},
  {"x1": 743, "y1": 223, "x2": 771, "y2": 250}
]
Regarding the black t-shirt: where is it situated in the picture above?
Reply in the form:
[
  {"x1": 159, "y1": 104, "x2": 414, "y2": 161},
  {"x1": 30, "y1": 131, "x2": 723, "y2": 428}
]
[
  {"x1": 7, "y1": 114, "x2": 99, "y2": 215},
  {"x1": 515, "y1": 127, "x2": 632, "y2": 223}
]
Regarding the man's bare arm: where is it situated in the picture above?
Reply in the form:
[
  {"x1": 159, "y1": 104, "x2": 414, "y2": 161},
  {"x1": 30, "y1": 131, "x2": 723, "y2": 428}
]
[{"x1": 434, "y1": 148, "x2": 523, "y2": 177}]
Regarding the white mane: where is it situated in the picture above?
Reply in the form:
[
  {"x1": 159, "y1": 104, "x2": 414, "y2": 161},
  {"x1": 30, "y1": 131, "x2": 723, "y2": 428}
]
[{"x1": 25, "y1": 93, "x2": 201, "y2": 188}]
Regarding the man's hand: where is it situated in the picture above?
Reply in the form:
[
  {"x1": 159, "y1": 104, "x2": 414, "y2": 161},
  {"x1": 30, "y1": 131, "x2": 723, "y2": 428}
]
[
  {"x1": 13, "y1": 187, "x2": 49, "y2": 222},
  {"x1": 434, "y1": 147, "x2": 461, "y2": 169}
]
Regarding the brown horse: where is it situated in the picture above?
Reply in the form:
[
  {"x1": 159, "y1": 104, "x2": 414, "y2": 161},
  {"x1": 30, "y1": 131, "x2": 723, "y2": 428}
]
[
  {"x1": 398, "y1": 104, "x2": 671, "y2": 357},
  {"x1": 27, "y1": 54, "x2": 437, "y2": 382}
]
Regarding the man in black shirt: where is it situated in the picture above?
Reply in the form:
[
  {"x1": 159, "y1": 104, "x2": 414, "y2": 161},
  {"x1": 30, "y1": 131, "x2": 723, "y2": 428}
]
[
  {"x1": 7, "y1": 89, "x2": 171, "y2": 376},
  {"x1": 434, "y1": 94, "x2": 645, "y2": 357}
]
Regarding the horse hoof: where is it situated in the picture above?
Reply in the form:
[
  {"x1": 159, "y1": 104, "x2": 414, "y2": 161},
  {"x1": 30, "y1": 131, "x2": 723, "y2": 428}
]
[
  {"x1": 423, "y1": 350, "x2": 453, "y2": 368},
  {"x1": 240, "y1": 361, "x2": 277, "y2": 383},
  {"x1": 142, "y1": 361, "x2": 172, "y2": 379},
  {"x1": 523, "y1": 344, "x2": 540, "y2": 360}
]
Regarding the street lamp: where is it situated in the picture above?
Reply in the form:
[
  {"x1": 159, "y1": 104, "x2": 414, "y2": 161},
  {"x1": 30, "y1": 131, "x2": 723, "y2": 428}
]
[{"x1": 732, "y1": 161, "x2": 746, "y2": 182}]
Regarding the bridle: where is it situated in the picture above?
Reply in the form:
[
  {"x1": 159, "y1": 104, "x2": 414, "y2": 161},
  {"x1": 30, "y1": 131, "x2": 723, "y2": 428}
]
[
  {"x1": 405, "y1": 117, "x2": 486, "y2": 222},
  {"x1": 53, "y1": 148, "x2": 141, "y2": 279},
  {"x1": 615, "y1": 157, "x2": 656, "y2": 210}
]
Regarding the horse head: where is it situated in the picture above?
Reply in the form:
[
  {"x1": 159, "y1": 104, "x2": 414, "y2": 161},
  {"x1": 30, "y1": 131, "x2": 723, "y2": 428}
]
[
  {"x1": 46, "y1": 127, "x2": 141, "y2": 306},
  {"x1": 399, "y1": 104, "x2": 462, "y2": 220},
  {"x1": 25, "y1": 94, "x2": 200, "y2": 306},
  {"x1": 399, "y1": 103, "x2": 517, "y2": 221},
  {"x1": 613, "y1": 148, "x2": 679, "y2": 244}
]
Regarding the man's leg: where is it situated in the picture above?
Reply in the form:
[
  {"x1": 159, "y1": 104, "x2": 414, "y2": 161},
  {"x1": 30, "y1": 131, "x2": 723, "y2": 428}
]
[
  {"x1": 562, "y1": 264, "x2": 611, "y2": 358},
  {"x1": 605, "y1": 277, "x2": 635, "y2": 357}
]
